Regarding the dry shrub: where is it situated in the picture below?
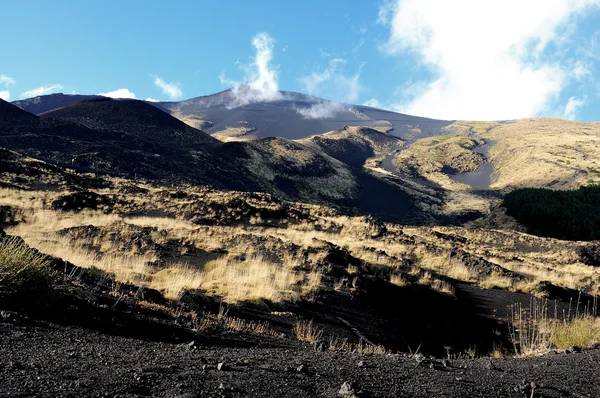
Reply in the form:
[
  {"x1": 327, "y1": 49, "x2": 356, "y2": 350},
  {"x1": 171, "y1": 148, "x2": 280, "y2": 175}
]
[
  {"x1": 293, "y1": 319, "x2": 323, "y2": 343},
  {"x1": 221, "y1": 316, "x2": 278, "y2": 337},
  {"x1": 329, "y1": 335, "x2": 389, "y2": 355},
  {"x1": 551, "y1": 316, "x2": 600, "y2": 350},
  {"x1": 432, "y1": 279, "x2": 455, "y2": 295},
  {"x1": 509, "y1": 299, "x2": 600, "y2": 356}
]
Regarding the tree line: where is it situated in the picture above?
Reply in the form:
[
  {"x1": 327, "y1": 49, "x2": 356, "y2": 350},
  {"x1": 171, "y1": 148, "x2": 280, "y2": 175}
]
[{"x1": 503, "y1": 185, "x2": 600, "y2": 241}]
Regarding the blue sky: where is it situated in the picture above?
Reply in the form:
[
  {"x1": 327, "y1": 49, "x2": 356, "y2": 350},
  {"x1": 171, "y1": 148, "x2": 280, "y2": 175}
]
[{"x1": 2, "y1": 0, "x2": 600, "y2": 121}]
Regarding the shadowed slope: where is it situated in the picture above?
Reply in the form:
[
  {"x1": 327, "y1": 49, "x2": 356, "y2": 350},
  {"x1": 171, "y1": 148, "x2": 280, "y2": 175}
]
[{"x1": 12, "y1": 93, "x2": 100, "y2": 115}]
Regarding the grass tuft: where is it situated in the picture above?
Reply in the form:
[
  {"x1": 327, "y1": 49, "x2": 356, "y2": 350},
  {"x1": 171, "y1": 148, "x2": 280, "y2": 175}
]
[
  {"x1": 293, "y1": 319, "x2": 323, "y2": 343},
  {"x1": 0, "y1": 236, "x2": 51, "y2": 292}
]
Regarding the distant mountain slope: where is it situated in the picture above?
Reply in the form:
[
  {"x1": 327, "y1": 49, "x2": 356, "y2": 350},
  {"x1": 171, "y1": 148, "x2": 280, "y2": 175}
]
[
  {"x1": 156, "y1": 89, "x2": 453, "y2": 140},
  {"x1": 0, "y1": 98, "x2": 420, "y2": 222},
  {"x1": 12, "y1": 93, "x2": 99, "y2": 115},
  {"x1": 12, "y1": 90, "x2": 453, "y2": 141},
  {"x1": 0, "y1": 98, "x2": 39, "y2": 126},
  {"x1": 40, "y1": 97, "x2": 217, "y2": 148}
]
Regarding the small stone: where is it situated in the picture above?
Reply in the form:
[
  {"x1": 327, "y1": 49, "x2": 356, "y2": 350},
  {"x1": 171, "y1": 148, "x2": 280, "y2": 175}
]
[
  {"x1": 484, "y1": 359, "x2": 495, "y2": 370},
  {"x1": 414, "y1": 353, "x2": 426, "y2": 366},
  {"x1": 565, "y1": 346, "x2": 581, "y2": 354},
  {"x1": 217, "y1": 362, "x2": 227, "y2": 371},
  {"x1": 0, "y1": 311, "x2": 13, "y2": 320},
  {"x1": 187, "y1": 341, "x2": 198, "y2": 350},
  {"x1": 441, "y1": 359, "x2": 449, "y2": 368},
  {"x1": 357, "y1": 360, "x2": 365, "y2": 368},
  {"x1": 338, "y1": 381, "x2": 359, "y2": 398},
  {"x1": 312, "y1": 341, "x2": 328, "y2": 352},
  {"x1": 296, "y1": 364, "x2": 306, "y2": 373}
]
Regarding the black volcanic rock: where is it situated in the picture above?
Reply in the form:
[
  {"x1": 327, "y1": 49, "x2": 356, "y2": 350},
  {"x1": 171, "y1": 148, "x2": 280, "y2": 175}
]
[
  {"x1": 0, "y1": 99, "x2": 39, "y2": 126},
  {"x1": 40, "y1": 97, "x2": 217, "y2": 148}
]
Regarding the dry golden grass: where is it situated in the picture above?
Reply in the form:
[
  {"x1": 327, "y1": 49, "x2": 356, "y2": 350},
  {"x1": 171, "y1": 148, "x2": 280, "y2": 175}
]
[
  {"x1": 485, "y1": 118, "x2": 600, "y2": 190},
  {"x1": 293, "y1": 319, "x2": 323, "y2": 343},
  {"x1": 479, "y1": 272, "x2": 513, "y2": 290},
  {"x1": 551, "y1": 316, "x2": 600, "y2": 350},
  {"x1": 432, "y1": 279, "x2": 455, "y2": 295},
  {"x1": 198, "y1": 256, "x2": 308, "y2": 304},
  {"x1": 0, "y1": 236, "x2": 51, "y2": 291},
  {"x1": 328, "y1": 335, "x2": 389, "y2": 355},
  {"x1": 509, "y1": 299, "x2": 600, "y2": 356},
  {"x1": 390, "y1": 274, "x2": 407, "y2": 287},
  {"x1": 3, "y1": 170, "x2": 600, "y2": 307}
]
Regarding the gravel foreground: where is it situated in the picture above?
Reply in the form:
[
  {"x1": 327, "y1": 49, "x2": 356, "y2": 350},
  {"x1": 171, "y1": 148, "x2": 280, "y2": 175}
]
[{"x1": 1, "y1": 320, "x2": 599, "y2": 398}]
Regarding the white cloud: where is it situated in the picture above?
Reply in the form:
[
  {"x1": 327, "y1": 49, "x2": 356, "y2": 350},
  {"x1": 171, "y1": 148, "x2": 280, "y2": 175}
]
[
  {"x1": 152, "y1": 75, "x2": 183, "y2": 100},
  {"x1": 0, "y1": 74, "x2": 15, "y2": 87},
  {"x1": 380, "y1": 0, "x2": 600, "y2": 120},
  {"x1": 145, "y1": 97, "x2": 159, "y2": 102},
  {"x1": 20, "y1": 84, "x2": 63, "y2": 98},
  {"x1": 295, "y1": 101, "x2": 346, "y2": 119},
  {"x1": 219, "y1": 32, "x2": 283, "y2": 107},
  {"x1": 98, "y1": 88, "x2": 136, "y2": 99},
  {"x1": 564, "y1": 96, "x2": 587, "y2": 119},
  {"x1": 363, "y1": 98, "x2": 382, "y2": 108},
  {"x1": 573, "y1": 61, "x2": 591, "y2": 80},
  {"x1": 0, "y1": 91, "x2": 9, "y2": 101}
]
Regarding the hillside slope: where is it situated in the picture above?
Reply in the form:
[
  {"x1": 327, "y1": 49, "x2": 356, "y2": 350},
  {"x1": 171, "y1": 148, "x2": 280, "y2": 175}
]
[
  {"x1": 0, "y1": 99, "x2": 421, "y2": 223},
  {"x1": 12, "y1": 93, "x2": 100, "y2": 115}
]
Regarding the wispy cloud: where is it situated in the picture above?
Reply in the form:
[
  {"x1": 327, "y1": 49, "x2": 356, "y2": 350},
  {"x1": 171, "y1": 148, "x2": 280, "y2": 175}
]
[
  {"x1": 295, "y1": 58, "x2": 364, "y2": 119},
  {"x1": 0, "y1": 74, "x2": 16, "y2": 87},
  {"x1": 363, "y1": 98, "x2": 382, "y2": 108},
  {"x1": 98, "y1": 88, "x2": 136, "y2": 99},
  {"x1": 0, "y1": 74, "x2": 16, "y2": 101},
  {"x1": 379, "y1": 0, "x2": 600, "y2": 120},
  {"x1": 20, "y1": 84, "x2": 63, "y2": 99},
  {"x1": 145, "y1": 97, "x2": 159, "y2": 102},
  {"x1": 151, "y1": 75, "x2": 183, "y2": 100},
  {"x1": 564, "y1": 96, "x2": 587, "y2": 119},
  {"x1": 299, "y1": 58, "x2": 363, "y2": 103},
  {"x1": 294, "y1": 101, "x2": 346, "y2": 119},
  {"x1": 219, "y1": 32, "x2": 283, "y2": 107}
]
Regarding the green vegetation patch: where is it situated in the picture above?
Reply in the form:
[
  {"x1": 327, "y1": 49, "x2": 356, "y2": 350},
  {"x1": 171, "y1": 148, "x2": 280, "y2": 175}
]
[
  {"x1": 503, "y1": 185, "x2": 600, "y2": 240},
  {"x1": 0, "y1": 236, "x2": 51, "y2": 293}
]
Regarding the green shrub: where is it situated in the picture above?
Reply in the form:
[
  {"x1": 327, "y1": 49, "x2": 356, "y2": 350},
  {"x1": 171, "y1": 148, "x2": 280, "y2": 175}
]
[{"x1": 0, "y1": 236, "x2": 51, "y2": 292}]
